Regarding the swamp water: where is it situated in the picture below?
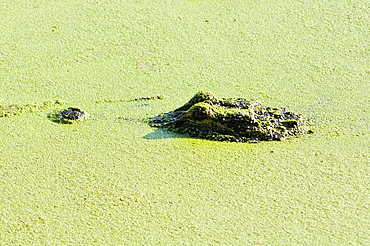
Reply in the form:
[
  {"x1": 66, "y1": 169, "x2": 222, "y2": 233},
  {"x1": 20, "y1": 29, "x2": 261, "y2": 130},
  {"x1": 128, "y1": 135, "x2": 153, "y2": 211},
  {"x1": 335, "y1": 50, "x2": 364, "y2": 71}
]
[{"x1": 1, "y1": 0, "x2": 369, "y2": 244}]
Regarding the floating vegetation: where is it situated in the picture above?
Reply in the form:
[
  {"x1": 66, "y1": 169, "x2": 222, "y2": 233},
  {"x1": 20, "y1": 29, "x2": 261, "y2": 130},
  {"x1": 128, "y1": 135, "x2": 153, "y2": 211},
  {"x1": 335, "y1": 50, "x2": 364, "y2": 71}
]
[
  {"x1": 149, "y1": 91, "x2": 312, "y2": 142},
  {"x1": 47, "y1": 107, "x2": 90, "y2": 124},
  {"x1": 0, "y1": 100, "x2": 66, "y2": 118}
]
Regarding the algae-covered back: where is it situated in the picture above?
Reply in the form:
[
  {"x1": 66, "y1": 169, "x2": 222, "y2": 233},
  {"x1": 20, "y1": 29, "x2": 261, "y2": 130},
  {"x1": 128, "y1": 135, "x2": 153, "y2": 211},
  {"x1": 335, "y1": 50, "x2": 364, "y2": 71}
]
[{"x1": 149, "y1": 91, "x2": 311, "y2": 142}]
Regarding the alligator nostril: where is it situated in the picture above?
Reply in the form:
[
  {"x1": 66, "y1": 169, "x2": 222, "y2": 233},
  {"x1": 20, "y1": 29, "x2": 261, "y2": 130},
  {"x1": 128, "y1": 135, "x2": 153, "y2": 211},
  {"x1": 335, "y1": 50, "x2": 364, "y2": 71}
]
[
  {"x1": 61, "y1": 110, "x2": 83, "y2": 120},
  {"x1": 48, "y1": 107, "x2": 89, "y2": 124}
]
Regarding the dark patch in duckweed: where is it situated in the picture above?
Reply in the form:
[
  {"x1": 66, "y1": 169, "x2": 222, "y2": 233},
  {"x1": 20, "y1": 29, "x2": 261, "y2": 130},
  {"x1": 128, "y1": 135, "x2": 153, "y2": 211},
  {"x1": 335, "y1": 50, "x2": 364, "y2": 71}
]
[
  {"x1": 96, "y1": 95, "x2": 164, "y2": 104},
  {"x1": 149, "y1": 91, "x2": 312, "y2": 142},
  {"x1": 48, "y1": 107, "x2": 90, "y2": 124}
]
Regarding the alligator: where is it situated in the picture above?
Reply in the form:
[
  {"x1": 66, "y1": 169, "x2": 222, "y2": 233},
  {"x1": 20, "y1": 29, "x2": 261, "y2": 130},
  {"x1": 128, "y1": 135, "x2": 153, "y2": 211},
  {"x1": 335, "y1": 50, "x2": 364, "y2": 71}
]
[{"x1": 148, "y1": 91, "x2": 311, "y2": 142}]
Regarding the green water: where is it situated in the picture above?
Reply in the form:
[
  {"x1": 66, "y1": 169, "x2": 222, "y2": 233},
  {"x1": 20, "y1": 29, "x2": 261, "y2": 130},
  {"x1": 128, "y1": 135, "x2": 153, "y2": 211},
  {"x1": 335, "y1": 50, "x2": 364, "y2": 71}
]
[{"x1": 1, "y1": 0, "x2": 369, "y2": 244}]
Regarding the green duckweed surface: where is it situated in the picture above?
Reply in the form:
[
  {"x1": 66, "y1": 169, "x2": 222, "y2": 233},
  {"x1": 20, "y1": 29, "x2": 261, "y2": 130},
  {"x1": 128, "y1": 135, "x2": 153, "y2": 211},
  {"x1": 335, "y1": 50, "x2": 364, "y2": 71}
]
[{"x1": 1, "y1": 0, "x2": 369, "y2": 244}]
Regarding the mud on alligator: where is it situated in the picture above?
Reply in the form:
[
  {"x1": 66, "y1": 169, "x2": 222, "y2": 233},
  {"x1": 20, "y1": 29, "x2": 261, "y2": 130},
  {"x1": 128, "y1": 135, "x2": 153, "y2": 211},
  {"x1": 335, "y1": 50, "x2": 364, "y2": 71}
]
[{"x1": 148, "y1": 91, "x2": 312, "y2": 142}]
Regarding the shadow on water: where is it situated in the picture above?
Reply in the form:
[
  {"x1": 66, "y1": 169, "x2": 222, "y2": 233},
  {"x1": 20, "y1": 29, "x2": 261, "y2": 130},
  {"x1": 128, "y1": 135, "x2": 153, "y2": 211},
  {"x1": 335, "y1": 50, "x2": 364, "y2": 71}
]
[{"x1": 143, "y1": 128, "x2": 192, "y2": 140}]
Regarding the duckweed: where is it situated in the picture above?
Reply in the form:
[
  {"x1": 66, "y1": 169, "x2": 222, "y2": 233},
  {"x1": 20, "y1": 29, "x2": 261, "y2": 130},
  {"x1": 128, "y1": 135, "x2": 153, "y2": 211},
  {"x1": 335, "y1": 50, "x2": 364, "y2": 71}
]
[{"x1": 0, "y1": 100, "x2": 66, "y2": 118}]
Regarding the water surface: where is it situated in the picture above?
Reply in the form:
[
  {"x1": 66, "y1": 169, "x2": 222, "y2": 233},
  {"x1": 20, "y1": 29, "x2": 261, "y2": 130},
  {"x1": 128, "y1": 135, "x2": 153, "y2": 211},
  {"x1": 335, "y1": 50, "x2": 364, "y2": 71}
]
[{"x1": 1, "y1": 0, "x2": 369, "y2": 244}]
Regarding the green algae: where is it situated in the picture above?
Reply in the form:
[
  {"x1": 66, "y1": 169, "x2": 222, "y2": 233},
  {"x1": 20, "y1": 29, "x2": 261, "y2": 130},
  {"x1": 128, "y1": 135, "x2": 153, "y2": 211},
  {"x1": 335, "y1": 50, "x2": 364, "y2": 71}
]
[
  {"x1": 0, "y1": 0, "x2": 369, "y2": 245},
  {"x1": 0, "y1": 100, "x2": 66, "y2": 118}
]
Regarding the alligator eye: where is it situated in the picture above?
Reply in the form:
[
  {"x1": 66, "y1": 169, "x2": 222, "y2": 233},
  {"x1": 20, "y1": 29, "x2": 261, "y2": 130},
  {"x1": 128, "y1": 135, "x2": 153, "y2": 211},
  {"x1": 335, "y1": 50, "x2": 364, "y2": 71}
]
[{"x1": 194, "y1": 111, "x2": 208, "y2": 119}]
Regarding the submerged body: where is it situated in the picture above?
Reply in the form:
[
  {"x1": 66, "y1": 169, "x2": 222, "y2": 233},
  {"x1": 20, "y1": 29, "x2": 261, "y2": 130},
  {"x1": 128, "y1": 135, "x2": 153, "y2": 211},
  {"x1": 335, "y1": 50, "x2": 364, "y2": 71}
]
[{"x1": 149, "y1": 91, "x2": 310, "y2": 142}]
